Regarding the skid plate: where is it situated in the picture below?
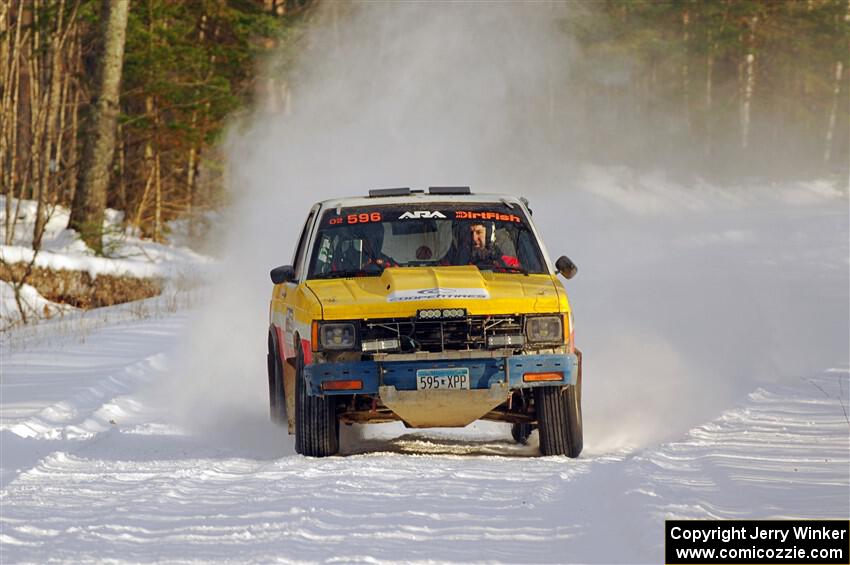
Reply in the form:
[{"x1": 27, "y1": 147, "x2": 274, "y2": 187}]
[{"x1": 378, "y1": 383, "x2": 509, "y2": 428}]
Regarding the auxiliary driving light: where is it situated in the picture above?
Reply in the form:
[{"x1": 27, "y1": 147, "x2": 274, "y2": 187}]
[
  {"x1": 441, "y1": 308, "x2": 466, "y2": 318},
  {"x1": 487, "y1": 334, "x2": 525, "y2": 348},
  {"x1": 418, "y1": 308, "x2": 467, "y2": 319},
  {"x1": 361, "y1": 338, "x2": 400, "y2": 352}
]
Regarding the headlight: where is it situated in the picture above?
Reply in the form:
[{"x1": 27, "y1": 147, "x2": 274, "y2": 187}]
[
  {"x1": 525, "y1": 315, "x2": 563, "y2": 343},
  {"x1": 319, "y1": 323, "x2": 357, "y2": 350}
]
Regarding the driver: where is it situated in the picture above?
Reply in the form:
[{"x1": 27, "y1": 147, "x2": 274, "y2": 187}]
[
  {"x1": 332, "y1": 223, "x2": 396, "y2": 272},
  {"x1": 467, "y1": 222, "x2": 521, "y2": 268}
]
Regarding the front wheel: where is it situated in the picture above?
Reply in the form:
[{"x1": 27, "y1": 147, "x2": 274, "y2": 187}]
[
  {"x1": 534, "y1": 384, "x2": 582, "y2": 457},
  {"x1": 294, "y1": 343, "x2": 339, "y2": 457}
]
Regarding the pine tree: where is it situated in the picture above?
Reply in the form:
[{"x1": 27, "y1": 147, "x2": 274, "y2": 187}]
[{"x1": 68, "y1": 0, "x2": 130, "y2": 252}]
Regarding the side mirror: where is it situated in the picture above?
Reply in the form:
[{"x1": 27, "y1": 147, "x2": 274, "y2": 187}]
[
  {"x1": 555, "y1": 256, "x2": 577, "y2": 280},
  {"x1": 270, "y1": 265, "x2": 296, "y2": 284}
]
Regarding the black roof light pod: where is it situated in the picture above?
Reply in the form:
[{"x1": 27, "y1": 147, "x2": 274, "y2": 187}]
[
  {"x1": 368, "y1": 187, "x2": 412, "y2": 198},
  {"x1": 429, "y1": 186, "x2": 471, "y2": 195}
]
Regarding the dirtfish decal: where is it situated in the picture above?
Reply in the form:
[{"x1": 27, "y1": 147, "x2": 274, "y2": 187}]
[{"x1": 387, "y1": 287, "x2": 489, "y2": 302}]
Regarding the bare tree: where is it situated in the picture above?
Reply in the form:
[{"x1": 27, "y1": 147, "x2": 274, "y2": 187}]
[
  {"x1": 68, "y1": 0, "x2": 129, "y2": 253},
  {"x1": 740, "y1": 15, "x2": 758, "y2": 151},
  {"x1": 824, "y1": 60, "x2": 844, "y2": 164}
]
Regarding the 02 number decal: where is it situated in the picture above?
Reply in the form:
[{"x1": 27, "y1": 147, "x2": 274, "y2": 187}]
[{"x1": 328, "y1": 211, "x2": 383, "y2": 226}]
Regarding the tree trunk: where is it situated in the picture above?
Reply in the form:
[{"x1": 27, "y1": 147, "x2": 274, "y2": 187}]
[
  {"x1": 824, "y1": 61, "x2": 844, "y2": 165},
  {"x1": 154, "y1": 149, "x2": 162, "y2": 242},
  {"x1": 33, "y1": 0, "x2": 67, "y2": 252},
  {"x1": 705, "y1": 42, "x2": 715, "y2": 158},
  {"x1": 116, "y1": 122, "x2": 126, "y2": 211},
  {"x1": 682, "y1": 8, "x2": 691, "y2": 134},
  {"x1": 740, "y1": 16, "x2": 757, "y2": 151},
  {"x1": 67, "y1": 75, "x2": 80, "y2": 208},
  {"x1": 55, "y1": 3, "x2": 80, "y2": 207},
  {"x1": 27, "y1": 51, "x2": 44, "y2": 206},
  {"x1": 133, "y1": 95, "x2": 156, "y2": 234},
  {"x1": 68, "y1": 0, "x2": 129, "y2": 253},
  {"x1": 845, "y1": 0, "x2": 850, "y2": 189},
  {"x1": 2, "y1": 1, "x2": 26, "y2": 244}
]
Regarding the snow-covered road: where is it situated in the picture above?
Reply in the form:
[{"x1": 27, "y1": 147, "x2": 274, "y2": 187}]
[
  {"x1": 2, "y1": 176, "x2": 849, "y2": 563},
  {"x1": 4, "y1": 1, "x2": 850, "y2": 559},
  {"x1": 1, "y1": 308, "x2": 847, "y2": 563}
]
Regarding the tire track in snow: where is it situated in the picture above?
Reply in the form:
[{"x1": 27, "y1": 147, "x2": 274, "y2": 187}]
[
  {"x1": 6, "y1": 353, "x2": 168, "y2": 441},
  {"x1": 1, "y1": 447, "x2": 600, "y2": 564},
  {"x1": 2, "y1": 303, "x2": 848, "y2": 563},
  {"x1": 1, "y1": 314, "x2": 186, "y2": 490},
  {"x1": 624, "y1": 370, "x2": 849, "y2": 532},
  {"x1": 0, "y1": 353, "x2": 173, "y2": 492},
  {"x1": 3, "y1": 371, "x2": 846, "y2": 563}
]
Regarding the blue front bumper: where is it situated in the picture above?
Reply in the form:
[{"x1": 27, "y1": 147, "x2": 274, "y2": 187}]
[{"x1": 304, "y1": 353, "x2": 578, "y2": 396}]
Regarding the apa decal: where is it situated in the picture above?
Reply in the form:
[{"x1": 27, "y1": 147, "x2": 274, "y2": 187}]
[
  {"x1": 387, "y1": 287, "x2": 489, "y2": 302},
  {"x1": 398, "y1": 211, "x2": 447, "y2": 220}
]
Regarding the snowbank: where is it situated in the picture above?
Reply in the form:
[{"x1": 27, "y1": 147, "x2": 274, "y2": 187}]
[{"x1": 0, "y1": 196, "x2": 214, "y2": 326}]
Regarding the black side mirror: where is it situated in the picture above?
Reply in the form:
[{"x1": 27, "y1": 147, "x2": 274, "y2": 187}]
[
  {"x1": 555, "y1": 256, "x2": 577, "y2": 280},
  {"x1": 270, "y1": 265, "x2": 296, "y2": 284}
]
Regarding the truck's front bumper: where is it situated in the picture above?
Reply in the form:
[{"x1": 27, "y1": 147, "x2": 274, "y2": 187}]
[{"x1": 304, "y1": 353, "x2": 578, "y2": 396}]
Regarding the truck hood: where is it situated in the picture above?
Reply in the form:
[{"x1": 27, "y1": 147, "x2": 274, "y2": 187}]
[{"x1": 306, "y1": 266, "x2": 564, "y2": 319}]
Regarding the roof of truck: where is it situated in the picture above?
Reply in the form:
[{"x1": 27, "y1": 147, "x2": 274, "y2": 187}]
[{"x1": 318, "y1": 189, "x2": 529, "y2": 210}]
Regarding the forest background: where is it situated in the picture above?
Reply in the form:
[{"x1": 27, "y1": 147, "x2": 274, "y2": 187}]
[{"x1": 1, "y1": 0, "x2": 848, "y2": 257}]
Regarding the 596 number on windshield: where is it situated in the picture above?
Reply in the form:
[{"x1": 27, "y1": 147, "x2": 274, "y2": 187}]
[
  {"x1": 330, "y1": 212, "x2": 382, "y2": 225},
  {"x1": 348, "y1": 212, "x2": 382, "y2": 224}
]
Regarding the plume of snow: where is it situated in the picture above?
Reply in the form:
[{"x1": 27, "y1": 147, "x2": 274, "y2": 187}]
[{"x1": 161, "y1": 2, "x2": 849, "y2": 453}]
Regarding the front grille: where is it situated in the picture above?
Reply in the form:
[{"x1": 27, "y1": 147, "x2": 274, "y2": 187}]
[{"x1": 361, "y1": 315, "x2": 523, "y2": 353}]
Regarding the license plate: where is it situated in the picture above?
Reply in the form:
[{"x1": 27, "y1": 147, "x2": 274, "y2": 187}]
[{"x1": 416, "y1": 368, "x2": 470, "y2": 390}]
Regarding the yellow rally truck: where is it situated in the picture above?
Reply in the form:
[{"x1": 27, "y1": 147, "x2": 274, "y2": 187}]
[{"x1": 268, "y1": 187, "x2": 581, "y2": 457}]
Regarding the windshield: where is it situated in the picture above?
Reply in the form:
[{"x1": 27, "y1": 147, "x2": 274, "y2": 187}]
[{"x1": 307, "y1": 203, "x2": 547, "y2": 279}]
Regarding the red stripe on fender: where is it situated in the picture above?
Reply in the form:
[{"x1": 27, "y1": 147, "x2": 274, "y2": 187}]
[{"x1": 301, "y1": 338, "x2": 313, "y2": 364}]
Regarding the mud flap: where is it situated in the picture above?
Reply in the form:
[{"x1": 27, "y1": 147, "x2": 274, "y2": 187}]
[
  {"x1": 378, "y1": 383, "x2": 509, "y2": 428},
  {"x1": 284, "y1": 360, "x2": 296, "y2": 433}
]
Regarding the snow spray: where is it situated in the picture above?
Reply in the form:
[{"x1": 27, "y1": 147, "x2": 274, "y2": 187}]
[{"x1": 161, "y1": 2, "x2": 849, "y2": 455}]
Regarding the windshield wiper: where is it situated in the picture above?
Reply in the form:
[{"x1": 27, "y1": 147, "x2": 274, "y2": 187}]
[
  {"x1": 472, "y1": 263, "x2": 529, "y2": 276},
  {"x1": 498, "y1": 265, "x2": 529, "y2": 275},
  {"x1": 312, "y1": 270, "x2": 382, "y2": 280}
]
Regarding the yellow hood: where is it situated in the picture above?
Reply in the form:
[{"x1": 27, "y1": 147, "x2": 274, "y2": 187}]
[{"x1": 307, "y1": 266, "x2": 565, "y2": 319}]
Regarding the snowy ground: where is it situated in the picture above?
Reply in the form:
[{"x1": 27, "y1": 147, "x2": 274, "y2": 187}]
[
  {"x1": 0, "y1": 310, "x2": 846, "y2": 563},
  {"x1": 0, "y1": 196, "x2": 213, "y2": 327},
  {"x1": 1, "y1": 177, "x2": 848, "y2": 563}
]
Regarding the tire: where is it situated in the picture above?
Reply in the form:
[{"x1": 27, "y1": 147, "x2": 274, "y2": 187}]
[
  {"x1": 267, "y1": 332, "x2": 286, "y2": 425},
  {"x1": 510, "y1": 423, "x2": 533, "y2": 444},
  {"x1": 534, "y1": 384, "x2": 583, "y2": 457},
  {"x1": 294, "y1": 342, "x2": 339, "y2": 457}
]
